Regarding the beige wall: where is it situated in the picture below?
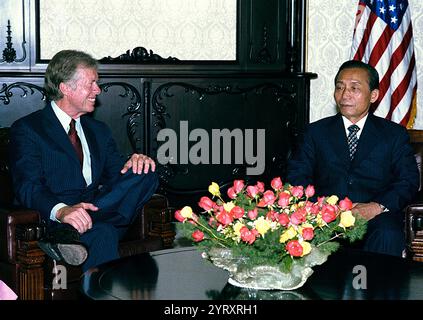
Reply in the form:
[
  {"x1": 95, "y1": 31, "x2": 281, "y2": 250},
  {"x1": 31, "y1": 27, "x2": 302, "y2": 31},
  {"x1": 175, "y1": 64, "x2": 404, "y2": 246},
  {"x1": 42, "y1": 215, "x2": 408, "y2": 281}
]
[{"x1": 307, "y1": 0, "x2": 423, "y2": 129}]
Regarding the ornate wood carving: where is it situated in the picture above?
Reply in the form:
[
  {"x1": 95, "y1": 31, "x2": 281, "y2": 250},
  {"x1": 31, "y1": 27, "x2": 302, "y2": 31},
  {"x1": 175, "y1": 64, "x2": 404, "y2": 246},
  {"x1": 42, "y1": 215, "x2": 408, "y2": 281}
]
[
  {"x1": 0, "y1": 82, "x2": 46, "y2": 105},
  {"x1": 99, "y1": 82, "x2": 143, "y2": 152},
  {"x1": 151, "y1": 81, "x2": 297, "y2": 189},
  {"x1": 99, "y1": 47, "x2": 179, "y2": 64}
]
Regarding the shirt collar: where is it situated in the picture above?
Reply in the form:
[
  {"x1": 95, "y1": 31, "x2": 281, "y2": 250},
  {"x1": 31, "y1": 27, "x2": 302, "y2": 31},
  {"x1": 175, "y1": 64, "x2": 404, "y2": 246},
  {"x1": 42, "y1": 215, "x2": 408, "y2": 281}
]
[
  {"x1": 51, "y1": 101, "x2": 81, "y2": 131},
  {"x1": 342, "y1": 114, "x2": 368, "y2": 134}
]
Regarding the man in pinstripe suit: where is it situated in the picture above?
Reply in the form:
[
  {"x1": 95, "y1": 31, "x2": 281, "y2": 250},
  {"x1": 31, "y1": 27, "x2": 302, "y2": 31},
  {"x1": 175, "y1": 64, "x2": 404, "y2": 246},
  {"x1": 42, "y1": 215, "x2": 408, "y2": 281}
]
[
  {"x1": 9, "y1": 50, "x2": 159, "y2": 272},
  {"x1": 287, "y1": 60, "x2": 419, "y2": 257}
]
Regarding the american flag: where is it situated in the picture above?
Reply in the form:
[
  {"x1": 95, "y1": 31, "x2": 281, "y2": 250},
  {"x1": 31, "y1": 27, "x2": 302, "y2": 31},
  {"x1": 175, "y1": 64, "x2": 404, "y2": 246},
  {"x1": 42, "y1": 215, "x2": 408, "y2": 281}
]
[{"x1": 350, "y1": 0, "x2": 417, "y2": 128}]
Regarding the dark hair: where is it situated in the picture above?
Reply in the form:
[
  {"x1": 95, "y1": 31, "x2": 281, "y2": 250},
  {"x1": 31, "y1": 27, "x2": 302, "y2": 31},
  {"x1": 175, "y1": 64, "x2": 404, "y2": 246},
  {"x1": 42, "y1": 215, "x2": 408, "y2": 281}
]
[
  {"x1": 334, "y1": 60, "x2": 379, "y2": 91},
  {"x1": 44, "y1": 50, "x2": 98, "y2": 101}
]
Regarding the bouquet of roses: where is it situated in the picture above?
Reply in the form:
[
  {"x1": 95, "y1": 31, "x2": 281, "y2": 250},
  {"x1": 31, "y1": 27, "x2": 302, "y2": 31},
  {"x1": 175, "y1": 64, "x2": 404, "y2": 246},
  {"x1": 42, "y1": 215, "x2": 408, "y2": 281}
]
[{"x1": 175, "y1": 177, "x2": 367, "y2": 272}]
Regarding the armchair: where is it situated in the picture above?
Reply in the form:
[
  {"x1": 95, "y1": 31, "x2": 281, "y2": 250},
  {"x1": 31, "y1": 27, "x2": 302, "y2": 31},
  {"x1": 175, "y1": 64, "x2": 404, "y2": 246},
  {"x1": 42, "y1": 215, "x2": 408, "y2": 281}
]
[
  {"x1": 0, "y1": 127, "x2": 176, "y2": 300},
  {"x1": 405, "y1": 129, "x2": 423, "y2": 261}
]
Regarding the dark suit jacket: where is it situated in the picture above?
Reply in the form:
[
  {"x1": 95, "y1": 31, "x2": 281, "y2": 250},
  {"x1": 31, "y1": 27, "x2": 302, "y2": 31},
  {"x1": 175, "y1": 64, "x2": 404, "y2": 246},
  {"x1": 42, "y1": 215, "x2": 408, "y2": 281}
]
[
  {"x1": 287, "y1": 113, "x2": 419, "y2": 216},
  {"x1": 9, "y1": 103, "x2": 125, "y2": 221}
]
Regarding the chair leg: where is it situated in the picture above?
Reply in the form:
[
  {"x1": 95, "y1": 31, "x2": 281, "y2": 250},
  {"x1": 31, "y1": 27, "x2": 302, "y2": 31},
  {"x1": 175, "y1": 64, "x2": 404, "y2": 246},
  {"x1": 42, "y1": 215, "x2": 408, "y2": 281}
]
[{"x1": 16, "y1": 240, "x2": 45, "y2": 300}]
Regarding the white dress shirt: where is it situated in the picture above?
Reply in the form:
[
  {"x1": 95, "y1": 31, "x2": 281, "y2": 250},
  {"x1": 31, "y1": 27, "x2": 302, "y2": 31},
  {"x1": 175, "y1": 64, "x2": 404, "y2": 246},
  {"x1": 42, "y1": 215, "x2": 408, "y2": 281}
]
[{"x1": 49, "y1": 101, "x2": 93, "y2": 221}]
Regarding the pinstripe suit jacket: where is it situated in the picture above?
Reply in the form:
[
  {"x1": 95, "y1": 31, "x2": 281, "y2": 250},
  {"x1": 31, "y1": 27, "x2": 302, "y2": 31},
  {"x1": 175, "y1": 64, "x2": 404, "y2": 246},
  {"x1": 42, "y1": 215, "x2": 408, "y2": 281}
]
[
  {"x1": 287, "y1": 113, "x2": 419, "y2": 216},
  {"x1": 9, "y1": 103, "x2": 125, "y2": 221}
]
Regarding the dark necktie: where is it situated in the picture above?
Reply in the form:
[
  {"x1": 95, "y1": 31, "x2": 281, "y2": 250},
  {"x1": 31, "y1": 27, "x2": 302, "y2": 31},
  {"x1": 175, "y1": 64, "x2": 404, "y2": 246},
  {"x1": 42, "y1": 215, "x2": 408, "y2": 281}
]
[
  {"x1": 68, "y1": 119, "x2": 83, "y2": 167},
  {"x1": 347, "y1": 124, "x2": 360, "y2": 160}
]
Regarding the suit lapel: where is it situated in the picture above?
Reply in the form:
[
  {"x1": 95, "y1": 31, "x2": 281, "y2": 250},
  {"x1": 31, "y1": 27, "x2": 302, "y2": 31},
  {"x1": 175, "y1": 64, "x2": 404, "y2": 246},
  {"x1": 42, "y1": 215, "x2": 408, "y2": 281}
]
[
  {"x1": 327, "y1": 114, "x2": 350, "y2": 165},
  {"x1": 42, "y1": 104, "x2": 81, "y2": 166},
  {"x1": 351, "y1": 114, "x2": 381, "y2": 167}
]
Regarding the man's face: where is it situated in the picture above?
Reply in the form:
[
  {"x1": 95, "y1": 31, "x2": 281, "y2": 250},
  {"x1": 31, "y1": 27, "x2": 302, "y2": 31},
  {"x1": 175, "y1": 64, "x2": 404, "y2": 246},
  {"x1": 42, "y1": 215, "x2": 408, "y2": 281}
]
[
  {"x1": 334, "y1": 67, "x2": 379, "y2": 123},
  {"x1": 62, "y1": 66, "x2": 101, "y2": 118}
]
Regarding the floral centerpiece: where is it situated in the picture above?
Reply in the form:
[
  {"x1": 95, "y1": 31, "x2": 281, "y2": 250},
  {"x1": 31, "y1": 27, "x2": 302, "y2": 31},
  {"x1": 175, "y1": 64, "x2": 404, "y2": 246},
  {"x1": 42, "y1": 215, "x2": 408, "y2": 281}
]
[{"x1": 175, "y1": 178, "x2": 367, "y2": 290}]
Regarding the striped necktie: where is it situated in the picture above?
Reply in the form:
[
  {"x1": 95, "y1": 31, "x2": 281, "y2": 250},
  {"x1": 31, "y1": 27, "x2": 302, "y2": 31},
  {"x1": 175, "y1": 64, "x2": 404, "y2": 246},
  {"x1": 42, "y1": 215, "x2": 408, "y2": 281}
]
[{"x1": 347, "y1": 124, "x2": 360, "y2": 160}]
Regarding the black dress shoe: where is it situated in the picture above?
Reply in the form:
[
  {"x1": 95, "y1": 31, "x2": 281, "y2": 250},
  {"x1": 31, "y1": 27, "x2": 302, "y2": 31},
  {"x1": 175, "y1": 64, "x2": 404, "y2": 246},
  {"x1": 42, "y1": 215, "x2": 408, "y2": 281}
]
[{"x1": 38, "y1": 224, "x2": 88, "y2": 266}]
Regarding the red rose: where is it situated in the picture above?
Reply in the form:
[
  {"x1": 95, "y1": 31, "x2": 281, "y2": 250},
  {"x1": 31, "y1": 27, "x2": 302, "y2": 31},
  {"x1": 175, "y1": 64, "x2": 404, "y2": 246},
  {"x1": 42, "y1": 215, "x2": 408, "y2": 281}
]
[
  {"x1": 302, "y1": 227, "x2": 314, "y2": 240},
  {"x1": 257, "y1": 190, "x2": 276, "y2": 207},
  {"x1": 192, "y1": 230, "x2": 204, "y2": 242},
  {"x1": 286, "y1": 240, "x2": 303, "y2": 257},
  {"x1": 230, "y1": 206, "x2": 245, "y2": 219},
  {"x1": 321, "y1": 204, "x2": 337, "y2": 223},
  {"x1": 278, "y1": 213, "x2": 290, "y2": 226},
  {"x1": 216, "y1": 210, "x2": 233, "y2": 226},
  {"x1": 278, "y1": 192, "x2": 290, "y2": 208},
  {"x1": 271, "y1": 177, "x2": 283, "y2": 190},
  {"x1": 339, "y1": 197, "x2": 353, "y2": 211},
  {"x1": 290, "y1": 208, "x2": 307, "y2": 225},
  {"x1": 240, "y1": 226, "x2": 256, "y2": 244},
  {"x1": 174, "y1": 210, "x2": 185, "y2": 222},
  {"x1": 291, "y1": 186, "x2": 304, "y2": 198},
  {"x1": 198, "y1": 196, "x2": 215, "y2": 211},
  {"x1": 266, "y1": 210, "x2": 279, "y2": 221}
]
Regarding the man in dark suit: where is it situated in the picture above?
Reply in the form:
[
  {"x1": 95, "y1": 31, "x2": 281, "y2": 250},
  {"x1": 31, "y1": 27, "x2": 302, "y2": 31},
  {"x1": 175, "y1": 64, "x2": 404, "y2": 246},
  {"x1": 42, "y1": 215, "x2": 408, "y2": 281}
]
[
  {"x1": 9, "y1": 50, "x2": 159, "y2": 271},
  {"x1": 287, "y1": 60, "x2": 419, "y2": 257}
]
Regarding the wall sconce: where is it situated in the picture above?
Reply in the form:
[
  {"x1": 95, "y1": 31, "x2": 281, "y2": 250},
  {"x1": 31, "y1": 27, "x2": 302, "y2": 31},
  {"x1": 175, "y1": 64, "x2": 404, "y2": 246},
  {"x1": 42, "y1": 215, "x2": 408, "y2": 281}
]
[{"x1": 0, "y1": 5, "x2": 27, "y2": 64}]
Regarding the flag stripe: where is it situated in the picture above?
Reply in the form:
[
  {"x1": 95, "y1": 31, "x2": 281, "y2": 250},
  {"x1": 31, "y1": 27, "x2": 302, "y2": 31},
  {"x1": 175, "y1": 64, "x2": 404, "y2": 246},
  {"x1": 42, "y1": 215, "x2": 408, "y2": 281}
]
[{"x1": 350, "y1": 0, "x2": 417, "y2": 128}]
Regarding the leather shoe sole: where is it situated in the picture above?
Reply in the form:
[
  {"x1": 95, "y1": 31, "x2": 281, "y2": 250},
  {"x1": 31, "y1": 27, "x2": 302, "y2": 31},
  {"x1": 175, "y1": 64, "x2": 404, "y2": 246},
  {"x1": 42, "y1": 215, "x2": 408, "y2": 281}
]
[{"x1": 38, "y1": 241, "x2": 88, "y2": 266}]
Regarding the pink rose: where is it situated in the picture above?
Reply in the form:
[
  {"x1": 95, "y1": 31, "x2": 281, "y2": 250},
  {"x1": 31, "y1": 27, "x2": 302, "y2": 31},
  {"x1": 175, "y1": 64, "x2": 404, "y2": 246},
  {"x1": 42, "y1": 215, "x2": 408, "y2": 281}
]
[
  {"x1": 174, "y1": 210, "x2": 185, "y2": 222},
  {"x1": 192, "y1": 230, "x2": 204, "y2": 242},
  {"x1": 305, "y1": 185, "x2": 315, "y2": 198},
  {"x1": 266, "y1": 210, "x2": 279, "y2": 221},
  {"x1": 198, "y1": 196, "x2": 215, "y2": 211},
  {"x1": 339, "y1": 197, "x2": 353, "y2": 211},
  {"x1": 278, "y1": 192, "x2": 290, "y2": 208},
  {"x1": 278, "y1": 213, "x2": 290, "y2": 226},
  {"x1": 291, "y1": 186, "x2": 304, "y2": 198},
  {"x1": 286, "y1": 240, "x2": 303, "y2": 257},
  {"x1": 246, "y1": 185, "x2": 259, "y2": 198},
  {"x1": 240, "y1": 226, "x2": 256, "y2": 244},
  {"x1": 321, "y1": 204, "x2": 337, "y2": 223},
  {"x1": 227, "y1": 187, "x2": 237, "y2": 199},
  {"x1": 216, "y1": 210, "x2": 233, "y2": 226},
  {"x1": 302, "y1": 227, "x2": 314, "y2": 240},
  {"x1": 271, "y1": 177, "x2": 283, "y2": 190},
  {"x1": 248, "y1": 208, "x2": 258, "y2": 220},
  {"x1": 256, "y1": 181, "x2": 265, "y2": 193},
  {"x1": 230, "y1": 206, "x2": 245, "y2": 219},
  {"x1": 310, "y1": 204, "x2": 320, "y2": 215},
  {"x1": 257, "y1": 190, "x2": 276, "y2": 207},
  {"x1": 233, "y1": 180, "x2": 245, "y2": 194},
  {"x1": 290, "y1": 208, "x2": 307, "y2": 225}
]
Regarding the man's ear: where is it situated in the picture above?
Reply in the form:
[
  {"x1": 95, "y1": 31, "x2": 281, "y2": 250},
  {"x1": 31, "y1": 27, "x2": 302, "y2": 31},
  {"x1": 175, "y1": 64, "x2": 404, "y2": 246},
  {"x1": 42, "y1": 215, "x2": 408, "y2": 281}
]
[
  {"x1": 370, "y1": 89, "x2": 379, "y2": 103},
  {"x1": 59, "y1": 82, "x2": 68, "y2": 96}
]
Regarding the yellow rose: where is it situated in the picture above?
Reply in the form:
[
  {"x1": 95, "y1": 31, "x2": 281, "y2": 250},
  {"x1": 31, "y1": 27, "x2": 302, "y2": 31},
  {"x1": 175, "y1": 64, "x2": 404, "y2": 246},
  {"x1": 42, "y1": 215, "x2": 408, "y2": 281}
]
[
  {"x1": 279, "y1": 226, "x2": 297, "y2": 243},
  {"x1": 301, "y1": 241, "x2": 312, "y2": 256},
  {"x1": 223, "y1": 201, "x2": 235, "y2": 213},
  {"x1": 326, "y1": 195, "x2": 339, "y2": 205},
  {"x1": 180, "y1": 206, "x2": 193, "y2": 219},
  {"x1": 254, "y1": 217, "x2": 271, "y2": 236},
  {"x1": 233, "y1": 221, "x2": 245, "y2": 236},
  {"x1": 208, "y1": 182, "x2": 221, "y2": 197},
  {"x1": 339, "y1": 210, "x2": 355, "y2": 228}
]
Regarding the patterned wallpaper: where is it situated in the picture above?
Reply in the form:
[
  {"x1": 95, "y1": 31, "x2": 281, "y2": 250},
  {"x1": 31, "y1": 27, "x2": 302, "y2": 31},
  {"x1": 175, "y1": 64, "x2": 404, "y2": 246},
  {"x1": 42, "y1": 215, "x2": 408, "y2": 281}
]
[
  {"x1": 307, "y1": 0, "x2": 423, "y2": 129},
  {"x1": 39, "y1": 0, "x2": 236, "y2": 60}
]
